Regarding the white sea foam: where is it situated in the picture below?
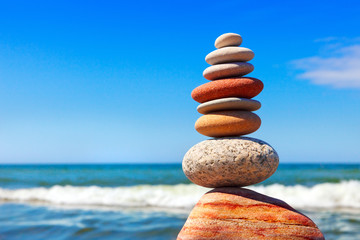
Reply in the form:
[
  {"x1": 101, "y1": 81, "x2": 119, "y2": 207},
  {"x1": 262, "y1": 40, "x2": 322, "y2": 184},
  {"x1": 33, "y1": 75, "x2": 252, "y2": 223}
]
[
  {"x1": 251, "y1": 180, "x2": 360, "y2": 209},
  {"x1": 1, "y1": 180, "x2": 359, "y2": 210}
]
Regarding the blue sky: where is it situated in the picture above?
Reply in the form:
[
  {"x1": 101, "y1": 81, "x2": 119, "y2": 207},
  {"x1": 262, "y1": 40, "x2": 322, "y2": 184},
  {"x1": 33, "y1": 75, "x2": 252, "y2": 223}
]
[{"x1": 1, "y1": 0, "x2": 359, "y2": 163}]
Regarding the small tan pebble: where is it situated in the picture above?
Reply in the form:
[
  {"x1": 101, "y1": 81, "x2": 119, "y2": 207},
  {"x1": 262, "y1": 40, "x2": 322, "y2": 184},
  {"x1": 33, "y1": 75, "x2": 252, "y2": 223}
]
[
  {"x1": 197, "y1": 97, "x2": 261, "y2": 114},
  {"x1": 203, "y1": 62, "x2": 254, "y2": 80},
  {"x1": 194, "y1": 110, "x2": 261, "y2": 137},
  {"x1": 205, "y1": 47, "x2": 254, "y2": 65},
  {"x1": 215, "y1": 33, "x2": 242, "y2": 48}
]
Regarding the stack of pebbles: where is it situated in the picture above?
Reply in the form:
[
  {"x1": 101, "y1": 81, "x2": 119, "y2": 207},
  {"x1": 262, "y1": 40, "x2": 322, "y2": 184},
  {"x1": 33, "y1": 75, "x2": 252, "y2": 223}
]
[
  {"x1": 186, "y1": 33, "x2": 273, "y2": 188},
  {"x1": 177, "y1": 33, "x2": 324, "y2": 240},
  {"x1": 194, "y1": 33, "x2": 262, "y2": 139}
]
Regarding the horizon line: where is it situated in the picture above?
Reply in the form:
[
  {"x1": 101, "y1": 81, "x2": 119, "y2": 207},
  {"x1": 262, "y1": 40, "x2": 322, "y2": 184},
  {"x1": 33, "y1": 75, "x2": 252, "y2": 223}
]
[{"x1": 0, "y1": 162, "x2": 359, "y2": 165}]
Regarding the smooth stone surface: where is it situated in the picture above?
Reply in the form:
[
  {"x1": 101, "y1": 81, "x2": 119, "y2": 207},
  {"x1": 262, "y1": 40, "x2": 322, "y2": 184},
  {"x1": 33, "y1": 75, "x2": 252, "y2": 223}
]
[
  {"x1": 215, "y1": 33, "x2": 242, "y2": 49},
  {"x1": 182, "y1": 137, "x2": 278, "y2": 187},
  {"x1": 195, "y1": 110, "x2": 261, "y2": 137},
  {"x1": 177, "y1": 187, "x2": 325, "y2": 240},
  {"x1": 197, "y1": 97, "x2": 261, "y2": 114},
  {"x1": 192, "y1": 77, "x2": 263, "y2": 103},
  {"x1": 203, "y1": 62, "x2": 254, "y2": 80},
  {"x1": 205, "y1": 47, "x2": 254, "y2": 65}
]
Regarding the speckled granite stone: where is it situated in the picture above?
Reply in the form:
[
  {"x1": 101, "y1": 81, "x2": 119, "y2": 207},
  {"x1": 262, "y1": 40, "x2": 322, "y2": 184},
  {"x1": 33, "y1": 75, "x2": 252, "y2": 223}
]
[{"x1": 182, "y1": 137, "x2": 279, "y2": 188}]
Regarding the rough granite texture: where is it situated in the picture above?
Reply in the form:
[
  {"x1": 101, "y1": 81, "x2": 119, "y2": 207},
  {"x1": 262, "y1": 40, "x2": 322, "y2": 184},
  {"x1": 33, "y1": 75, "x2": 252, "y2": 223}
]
[
  {"x1": 177, "y1": 187, "x2": 325, "y2": 240},
  {"x1": 203, "y1": 62, "x2": 254, "y2": 80},
  {"x1": 205, "y1": 47, "x2": 254, "y2": 65},
  {"x1": 215, "y1": 33, "x2": 242, "y2": 49},
  {"x1": 191, "y1": 77, "x2": 264, "y2": 103},
  {"x1": 182, "y1": 137, "x2": 278, "y2": 187},
  {"x1": 197, "y1": 97, "x2": 261, "y2": 114}
]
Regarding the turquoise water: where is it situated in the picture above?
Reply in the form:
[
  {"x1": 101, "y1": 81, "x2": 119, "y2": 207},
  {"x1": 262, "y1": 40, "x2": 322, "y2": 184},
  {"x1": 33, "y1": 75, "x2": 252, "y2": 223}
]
[{"x1": 1, "y1": 163, "x2": 360, "y2": 239}]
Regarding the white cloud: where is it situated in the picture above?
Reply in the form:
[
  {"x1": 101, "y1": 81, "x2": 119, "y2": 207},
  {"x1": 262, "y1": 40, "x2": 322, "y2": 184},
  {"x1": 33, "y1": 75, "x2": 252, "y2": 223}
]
[{"x1": 292, "y1": 44, "x2": 360, "y2": 88}]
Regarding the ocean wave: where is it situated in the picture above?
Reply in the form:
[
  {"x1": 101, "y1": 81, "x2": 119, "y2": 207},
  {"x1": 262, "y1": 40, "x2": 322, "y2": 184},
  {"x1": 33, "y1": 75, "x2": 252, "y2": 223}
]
[{"x1": 0, "y1": 180, "x2": 359, "y2": 210}]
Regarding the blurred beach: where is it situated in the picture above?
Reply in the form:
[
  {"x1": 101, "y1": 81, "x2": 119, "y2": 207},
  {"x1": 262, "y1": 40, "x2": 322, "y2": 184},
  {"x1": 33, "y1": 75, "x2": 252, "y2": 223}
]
[{"x1": 0, "y1": 163, "x2": 359, "y2": 240}]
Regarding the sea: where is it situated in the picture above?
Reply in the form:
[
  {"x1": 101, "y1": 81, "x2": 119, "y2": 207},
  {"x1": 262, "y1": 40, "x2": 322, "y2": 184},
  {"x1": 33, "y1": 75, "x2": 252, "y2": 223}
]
[{"x1": 0, "y1": 163, "x2": 359, "y2": 240}]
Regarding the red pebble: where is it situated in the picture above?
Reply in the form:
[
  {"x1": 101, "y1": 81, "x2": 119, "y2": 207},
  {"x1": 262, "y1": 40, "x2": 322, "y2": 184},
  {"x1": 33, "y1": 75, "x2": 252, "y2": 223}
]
[{"x1": 192, "y1": 77, "x2": 264, "y2": 103}]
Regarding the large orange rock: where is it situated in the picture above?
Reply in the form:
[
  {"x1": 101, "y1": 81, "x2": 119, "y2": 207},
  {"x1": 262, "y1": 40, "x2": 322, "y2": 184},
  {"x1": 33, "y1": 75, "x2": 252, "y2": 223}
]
[{"x1": 177, "y1": 188, "x2": 325, "y2": 240}]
